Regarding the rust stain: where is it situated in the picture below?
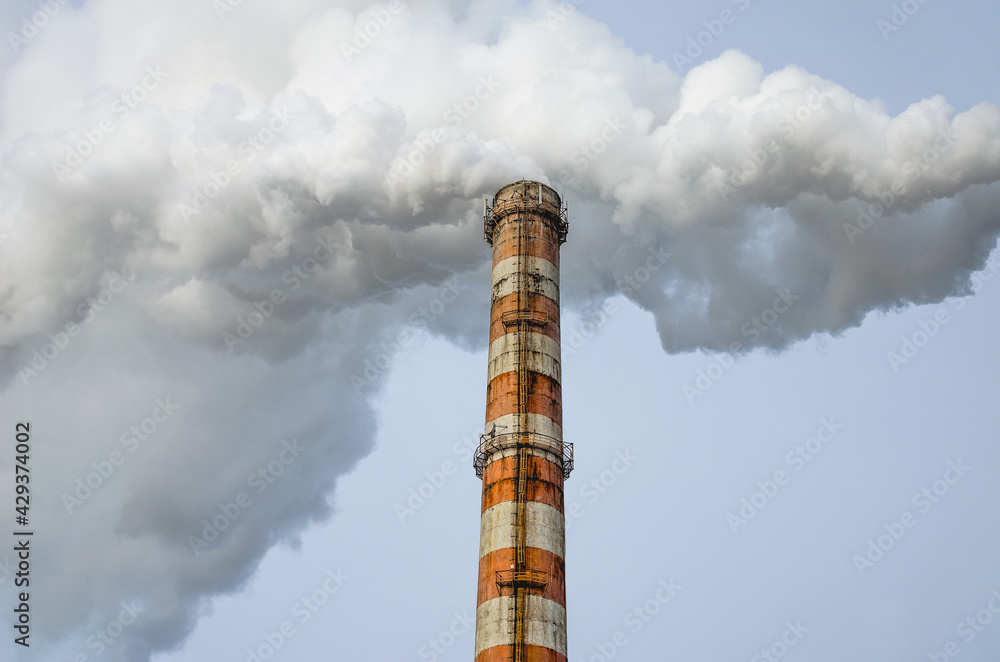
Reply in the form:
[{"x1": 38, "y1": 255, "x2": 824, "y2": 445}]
[
  {"x1": 486, "y1": 372, "x2": 562, "y2": 425},
  {"x1": 482, "y1": 455, "x2": 565, "y2": 512},
  {"x1": 476, "y1": 646, "x2": 568, "y2": 662},
  {"x1": 491, "y1": 220, "x2": 561, "y2": 267},
  {"x1": 478, "y1": 181, "x2": 569, "y2": 662},
  {"x1": 490, "y1": 292, "x2": 561, "y2": 343},
  {"x1": 477, "y1": 547, "x2": 567, "y2": 607}
]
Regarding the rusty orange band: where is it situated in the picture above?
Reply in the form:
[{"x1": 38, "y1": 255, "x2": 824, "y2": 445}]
[
  {"x1": 481, "y1": 455, "x2": 565, "y2": 513},
  {"x1": 476, "y1": 645, "x2": 567, "y2": 662},
  {"x1": 489, "y1": 292, "x2": 561, "y2": 344},
  {"x1": 491, "y1": 222, "x2": 562, "y2": 267},
  {"x1": 477, "y1": 547, "x2": 566, "y2": 608},
  {"x1": 485, "y1": 372, "x2": 562, "y2": 425}
]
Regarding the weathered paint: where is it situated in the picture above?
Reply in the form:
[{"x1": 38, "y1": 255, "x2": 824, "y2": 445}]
[
  {"x1": 478, "y1": 181, "x2": 569, "y2": 662},
  {"x1": 481, "y1": 455, "x2": 565, "y2": 512},
  {"x1": 485, "y1": 372, "x2": 562, "y2": 424},
  {"x1": 479, "y1": 500, "x2": 566, "y2": 559},
  {"x1": 478, "y1": 441, "x2": 567, "y2": 476},
  {"x1": 492, "y1": 254, "x2": 559, "y2": 294},
  {"x1": 491, "y1": 220, "x2": 562, "y2": 267},
  {"x1": 485, "y1": 413, "x2": 562, "y2": 442},
  {"x1": 475, "y1": 645, "x2": 568, "y2": 662},
  {"x1": 490, "y1": 292, "x2": 561, "y2": 342},
  {"x1": 475, "y1": 595, "x2": 568, "y2": 657},
  {"x1": 488, "y1": 331, "x2": 562, "y2": 384},
  {"x1": 477, "y1": 547, "x2": 566, "y2": 607},
  {"x1": 491, "y1": 256, "x2": 560, "y2": 303}
]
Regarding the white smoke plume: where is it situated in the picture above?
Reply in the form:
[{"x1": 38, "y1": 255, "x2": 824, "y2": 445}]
[{"x1": 1, "y1": 0, "x2": 999, "y2": 659}]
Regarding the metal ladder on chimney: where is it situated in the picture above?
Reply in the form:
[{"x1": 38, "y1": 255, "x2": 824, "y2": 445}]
[
  {"x1": 512, "y1": 195, "x2": 529, "y2": 662},
  {"x1": 511, "y1": 191, "x2": 528, "y2": 662},
  {"x1": 508, "y1": 185, "x2": 550, "y2": 662},
  {"x1": 485, "y1": 183, "x2": 565, "y2": 662}
]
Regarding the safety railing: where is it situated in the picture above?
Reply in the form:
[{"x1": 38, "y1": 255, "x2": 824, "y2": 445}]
[
  {"x1": 474, "y1": 432, "x2": 574, "y2": 479},
  {"x1": 483, "y1": 199, "x2": 569, "y2": 246}
]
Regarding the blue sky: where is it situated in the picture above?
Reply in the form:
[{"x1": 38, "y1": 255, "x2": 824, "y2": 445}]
[{"x1": 2, "y1": 1, "x2": 1000, "y2": 661}]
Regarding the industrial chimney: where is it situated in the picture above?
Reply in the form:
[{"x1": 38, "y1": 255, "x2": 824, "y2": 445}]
[{"x1": 474, "y1": 180, "x2": 573, "y2": 662}]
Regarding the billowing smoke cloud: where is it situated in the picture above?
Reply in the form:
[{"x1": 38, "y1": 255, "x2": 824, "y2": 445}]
[{"x1": 1, "y1": 0, "x2": 999, "y2": 659}]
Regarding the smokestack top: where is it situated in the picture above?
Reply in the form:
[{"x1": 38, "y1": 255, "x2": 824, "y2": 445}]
[
  {"x1": 493, "y1": 179, "x2": 562, "y2": 207},
  {"x1": 484, "y1": 180, "x2": 568, "y2": 246}
]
